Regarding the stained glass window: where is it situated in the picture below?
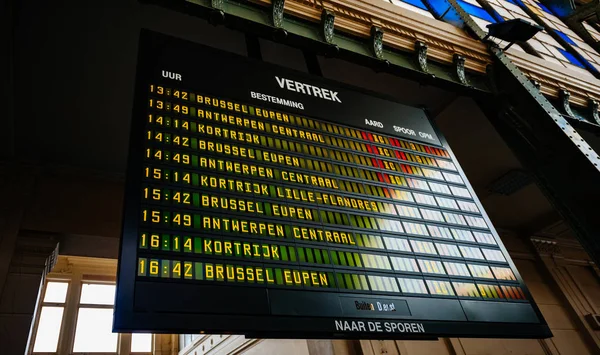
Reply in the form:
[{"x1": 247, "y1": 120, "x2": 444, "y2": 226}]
[
  {"x1": 389, "y1": 0, "x2": 436, "y2": 19},
  {"x1": 458, "y1": 0, "x2": 500, "y2": 29},
  {"x1": 582, "y1": 22, "x2": 600, "y2": 42},
  {"x1": 484, "y1": 0, "x2": 597, "y2": 74},
  {"x1": 519, "y1": 0, "x2": 600, "y2": 72}
]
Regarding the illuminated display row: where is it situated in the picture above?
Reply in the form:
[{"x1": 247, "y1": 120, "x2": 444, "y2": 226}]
[
  {"x1": 148, "y1": 85, "x2": 452, "y2": 160},
  {"x1": 142, "y1": 163, "x2": 476, "y2": 216},
  {"x1": 147, "y1": 105, "x2": 442, "y2": 169},
  {"x1": 141, "y1": 169, "x2": 495, "y2": 248},
  {"x1": 146, "y1": 97, "x2": 454, "y2": 173},
  {"x1": 139, "y1": 208, "x2": 506, "y2": 263},
  {"x1": 136, "y1": 257, "x2": 526, "y2": 300},
  {"x1": 138, "y1": 232, "x2": 514, "y2": 280},
  {"x1": 142, "y1": 167, "x2": 478, "y2": 215},
  {"x1": 143, "y1": 127, "x2": 468, "y2": 196},
  {"x1": 144, "y1": 127, "x2": 457, "y2": 193},
  {"x1": 140, "y1": 183, "x2": 487, "y2": 230},
  {"x1": 139, "y1": 205, "x2": 497, "y2": 249},
  {"x1": 145, "y1": 117, "x2": 458, "y2": 185},
  {"x1": 147, "y1": 93, "x2": 456, "y2": 174},
  {"x1": 143, "y1": 146, "x2": 473, "y2": 201},
  {"x1": 145, "y1": 114, "x2": 456, "y2": 190},
  {"x1": 140, "y1": 202, "x2": 493, "y2": 242}
]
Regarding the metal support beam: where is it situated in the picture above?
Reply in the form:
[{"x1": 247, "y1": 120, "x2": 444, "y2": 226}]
[
  {"x1": 561, "y1": 2, "x2": 600, "y2": 55},
  {"x1": 453, "y1": 54, "x2": 468, "y2": 85},
  {"x1": 321, "y1": 10, "x2": 335, "y2": 44},
  {"x1": 559, "y1": 89, "x2": 575, "y2": 117},
  {"x1": 445, "y1": 0, "x2": 600, "y2": 266},
  {"x1": 414, "y1": 41, "x2": 429, "y2": 74},
  {"x1": 370, "y1": 26, "x2": 384, "y2": 60},
  {"x1": 272, "y1": 0, "x2": 285, "y2": 28},
  {"x1": 589, "y1": 98, "x2": 600, "y2": 125}
]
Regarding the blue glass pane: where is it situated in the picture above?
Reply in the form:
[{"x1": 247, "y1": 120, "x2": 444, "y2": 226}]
[
  {"x1": 424, "y1": 0, "x2": 465, "y2": 27},
  {"x1": 537, "y1": 2, "x2": 554, "y2": 15},
  {"x1": 457, "y1": 0, "x2": 496, "y2": 22},
  {"x1": 555, "y1": 30, "x2": 577, "y2": 46},
  {"x1": 557, "y1": 48, "x2": 585, "y2": 68},
  {"x1": 490, "y1": 9, "x2": 503, "y2": 22},
  {"x1": 402, "y1": 0, "x2": 429, "y2": 11}
]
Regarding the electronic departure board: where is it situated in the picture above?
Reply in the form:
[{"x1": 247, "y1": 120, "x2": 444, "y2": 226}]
[{"x1": 113, "y1": 30, "x2": 551, "y2": 339}]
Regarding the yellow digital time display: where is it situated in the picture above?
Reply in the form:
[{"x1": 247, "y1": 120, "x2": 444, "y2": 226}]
[{"x1": 113, "y1": 30, "x2": 550, "y2": 339}]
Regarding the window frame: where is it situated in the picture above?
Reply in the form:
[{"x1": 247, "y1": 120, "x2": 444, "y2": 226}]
[
  {"x1": 29, "y1": 279, "x2": 70, "y2": 355},
  {"x1": 28, "y1": 259, "x2": 153, "y2": 355}
]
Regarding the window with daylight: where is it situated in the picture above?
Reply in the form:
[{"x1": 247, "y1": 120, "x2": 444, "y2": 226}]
[
  {"x1": 484, "y1": 0, "x2": 596, "y2": 74},
  {"x1": 73, "y1": 283, "x2": 119, "y2": 352},
  {"x1": 30, "y1": 280, "x2": 153, "y2": 354},
  {"x1": 32, "y1": 282, "x2": 68, "y2": 353},
  {"x1": 458, "y1": 0, "x2": 501, "y2": 29},
  {"x1": 389, "y1": 0, "x2": 510, "y2": 33}
]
